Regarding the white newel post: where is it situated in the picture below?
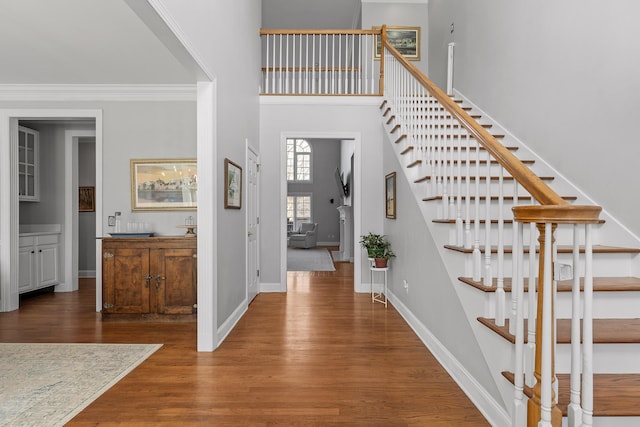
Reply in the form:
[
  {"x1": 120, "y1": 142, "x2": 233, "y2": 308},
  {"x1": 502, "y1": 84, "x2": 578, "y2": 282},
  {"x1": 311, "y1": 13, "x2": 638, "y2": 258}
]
[{"x1": 447, "y1": 42, "x2": 455, "y2": 95}]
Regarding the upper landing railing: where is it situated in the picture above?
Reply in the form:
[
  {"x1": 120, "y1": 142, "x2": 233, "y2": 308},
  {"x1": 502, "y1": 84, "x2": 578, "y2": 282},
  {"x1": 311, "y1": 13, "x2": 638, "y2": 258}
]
[{"x1": 259, "y1": 28, "x2": 384, "y2": 96}]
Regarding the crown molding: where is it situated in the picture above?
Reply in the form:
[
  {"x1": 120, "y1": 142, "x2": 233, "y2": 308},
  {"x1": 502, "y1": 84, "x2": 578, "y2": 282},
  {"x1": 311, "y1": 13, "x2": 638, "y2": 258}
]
[
  {"x1": 361, "y1": 0, "x2": 428, "y2": 4},
  {"x1": 0, "y1": 84, "x2": 197, "y2": 102}
]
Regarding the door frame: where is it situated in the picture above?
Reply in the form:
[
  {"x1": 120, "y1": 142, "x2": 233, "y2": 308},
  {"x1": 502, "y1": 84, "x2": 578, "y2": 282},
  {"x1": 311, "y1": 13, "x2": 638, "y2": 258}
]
[
  {"x1": 279, "y1": 131, "x2": 361, "y2": 292},
  {"x1": 246, "y1": 142, "x2": 260, "y2": 303},
  {"x1": 0, "y1": 109, "x2": 102, "y2": 312}
]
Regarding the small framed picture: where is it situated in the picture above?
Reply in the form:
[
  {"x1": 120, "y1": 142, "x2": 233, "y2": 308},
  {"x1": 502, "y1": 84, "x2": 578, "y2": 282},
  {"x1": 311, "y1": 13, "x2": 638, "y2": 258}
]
[
  {"x1": 385, "y1": 172, "x2": 396, "y2": 219},
  {"x1": 130, "y1": 158, "x2": 197, "y2": 211},
  {"x1": 79, "y1": 186, "x2": 95, "y2": 212},
  {"x1": 374, "y1": 26, "x2": 421, "y2": 61},
  {"x1": 224, "y1": 158, "x2": 242, "y2": 209}
]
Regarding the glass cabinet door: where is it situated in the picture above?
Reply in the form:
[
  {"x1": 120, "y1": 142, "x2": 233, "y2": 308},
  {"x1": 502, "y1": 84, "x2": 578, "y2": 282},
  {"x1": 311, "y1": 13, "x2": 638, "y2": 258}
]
[{"x1": 18, "y1": 126, "x2": 39, "y2": 201}]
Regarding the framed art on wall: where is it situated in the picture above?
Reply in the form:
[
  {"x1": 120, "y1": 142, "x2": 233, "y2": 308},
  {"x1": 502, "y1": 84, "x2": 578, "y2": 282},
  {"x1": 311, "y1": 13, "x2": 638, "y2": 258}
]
[
  {"x1": 79, "y1": 186, "x2": 95, "y2": 212},
  {"x1": 224, "y1": 158, "x2": 242, "y2": 209},
  {"x1": 130, "y1": 158, "x2": 197, "y2": 211},
  {"x1": 385, "y1": 172, "x2": 396, "y2": 219},
  {"x1": 374, "y1": 26, "x2": 421, "y2": 61}
]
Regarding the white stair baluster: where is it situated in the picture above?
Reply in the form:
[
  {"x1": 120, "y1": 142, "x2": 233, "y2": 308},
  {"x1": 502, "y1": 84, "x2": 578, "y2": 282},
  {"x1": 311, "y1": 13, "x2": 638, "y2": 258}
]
[
  {"x1": 455, "y1": 120, "x2": 463, "y2": 246},
  {"x1": 567, "y1": 224, "x2": 582, "y2": 427},
  {"x1": 464, "y1": 129, "x2": 472, "y2": 249},
  {"x1": 483, "y1": 149, "x2": 492, "y2": 286},
  {"x1": 582, "y1": 223, "x2": 594, "y2": 427},
  {"x1": 513, "y1": 220, "x2": 526, "y2": 427},
  {"x1": 510, "y1": 181, "x2": 519, "y2": 335},
  {"x1": 495, "y1": 165, "x2": 505, "y2": 325},
  {"x1": 539, "y1": 222, "x2": 554, "y2": 427},
  {"x1": 472, "y1": 138, "x2": 481, "y2": 281},
  {"x1": 526, "y1": 221, "x2": 537, "y2": 387}
]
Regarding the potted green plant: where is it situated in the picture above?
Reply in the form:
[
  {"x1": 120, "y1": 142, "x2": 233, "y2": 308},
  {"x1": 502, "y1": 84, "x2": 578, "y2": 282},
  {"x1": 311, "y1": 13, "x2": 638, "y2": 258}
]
[
  {"x1": 359, "y1": 233, "x2": 395, "y2": 268},
  {"x1": 371, "y1": 242, "x2": 395, "y2": 268},
  {"x1": 359, "y1": 232, "x2": 386, "y2": 258}
]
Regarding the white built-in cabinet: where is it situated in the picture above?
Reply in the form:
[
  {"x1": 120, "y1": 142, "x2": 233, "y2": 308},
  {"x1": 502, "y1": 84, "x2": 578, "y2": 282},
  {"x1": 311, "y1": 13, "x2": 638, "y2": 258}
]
[
  {"x1": 18, "y1": 126, "x2": 39, "y2": 201},
  {"x1": 18, "y1": 233, "x2": 60, "y2": 294}
]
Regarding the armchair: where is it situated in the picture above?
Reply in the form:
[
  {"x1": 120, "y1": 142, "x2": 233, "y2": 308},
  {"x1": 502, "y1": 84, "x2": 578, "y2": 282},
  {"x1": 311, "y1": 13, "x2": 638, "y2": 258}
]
[{"x1": 288, "y1": 222, "x2": 318, "y2": 248}]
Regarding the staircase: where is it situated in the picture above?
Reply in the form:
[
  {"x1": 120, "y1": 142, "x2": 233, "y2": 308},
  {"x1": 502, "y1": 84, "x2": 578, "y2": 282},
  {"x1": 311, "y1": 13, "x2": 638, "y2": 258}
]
[{"x1": 380, "y1": 46, "x2": 640, "y2": 426}]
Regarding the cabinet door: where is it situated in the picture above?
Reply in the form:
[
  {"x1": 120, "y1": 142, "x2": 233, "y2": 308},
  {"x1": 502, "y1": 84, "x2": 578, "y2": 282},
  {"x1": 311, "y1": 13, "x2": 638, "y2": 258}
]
[
  {"x1": 18, "y1": 126, "x2": 39, "y2": 201},
  {"x1": 152, "y1": 248, "x2": 196, "y2": 315},
  {"x1": 37, "y1": 244, "x2": 59, "y2": 288},
  {"x1": 18, "y1": 246, "x2": 35, "y2": 293},
  {"x1": 102, "y1": 248, "x2": 151, "y2": 314}
]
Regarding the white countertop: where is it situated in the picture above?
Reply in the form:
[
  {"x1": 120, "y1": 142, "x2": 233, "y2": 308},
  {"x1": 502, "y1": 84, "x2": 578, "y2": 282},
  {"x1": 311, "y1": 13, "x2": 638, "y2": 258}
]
[{"x1": 19, "y1": 224, "x2": 62, "y2": 236}]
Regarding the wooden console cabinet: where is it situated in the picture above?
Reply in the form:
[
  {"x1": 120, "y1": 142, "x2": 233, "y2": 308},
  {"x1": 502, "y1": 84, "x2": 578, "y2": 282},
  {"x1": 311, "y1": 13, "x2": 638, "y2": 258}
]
[{"x1": 102, "y1": 237, "x2": 196, "y2": 318}]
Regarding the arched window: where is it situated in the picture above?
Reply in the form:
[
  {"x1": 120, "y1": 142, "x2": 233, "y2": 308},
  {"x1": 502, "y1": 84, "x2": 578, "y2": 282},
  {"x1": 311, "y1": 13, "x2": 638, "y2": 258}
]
[{"x1": 286, "y1": 138, "x2": 311, "y2": 182}]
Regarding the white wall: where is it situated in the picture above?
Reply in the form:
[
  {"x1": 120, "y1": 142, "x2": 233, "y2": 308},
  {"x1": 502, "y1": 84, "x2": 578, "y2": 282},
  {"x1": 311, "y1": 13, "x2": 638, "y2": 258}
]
[
  {"x1": 428, "y1": 0, "x2": 640, "y2": 239},
  {"x1": 154, "y1": 0, "x2": 262, "y2": 326},
  {"x1": 362, "y1": 1, "x2": 429, "y2": 75},
  {"x1": 260, "y1": 99, "x2": 383, "y2": 289},
  {"x1": 381, "y1": 131, "x2": 502, "y2": 408}
]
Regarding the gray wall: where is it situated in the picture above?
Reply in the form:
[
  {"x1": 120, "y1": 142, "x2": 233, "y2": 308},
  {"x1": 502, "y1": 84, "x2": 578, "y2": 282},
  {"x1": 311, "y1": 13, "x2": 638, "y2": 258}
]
[
  {"x1": 8, "y1": 101, "x2": 198, "y2": 237},
  {"x1": 260, "y1": 102, "x2": 384, "y2": 287},
  {"x1": 381, "y1": 132, "x2": 501, "y2": 407},
  {"x1": 362, "y1": 1, "x2": 429, "y2": 75},
  {"x1": 158, "y1": 0, "x2": 262, "y2": 326},
  {"x1": 287, "y1": 138, "x2": 341, "y2": 243},
  {"x1": 79, "y1": 140, "x2": 96, "y2": 273},
  {"x1": 428, "y1": 0, "x2": 640, "y2": 238}
]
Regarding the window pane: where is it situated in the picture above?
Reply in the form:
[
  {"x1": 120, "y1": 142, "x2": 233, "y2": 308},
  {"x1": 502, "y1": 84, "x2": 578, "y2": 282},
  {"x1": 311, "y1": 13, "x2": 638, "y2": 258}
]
[{"x1": 296, "y1": 153, "x2": 310, "y2": 181}]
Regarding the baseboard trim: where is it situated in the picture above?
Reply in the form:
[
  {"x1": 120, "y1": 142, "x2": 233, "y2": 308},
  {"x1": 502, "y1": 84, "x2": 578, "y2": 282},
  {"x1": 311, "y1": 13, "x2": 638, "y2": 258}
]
[
  {"x1": 260, "y1": 282, "x2": 285, "y2": 293},
  {"x1": 388, "y1": 290, "x2": 511, "y2": 427},
  {"x1": 79, "y1": 270, "x2": 96, "y2": 278},
  {"x1": 216, "y1": 300, "x2": 247, "y2": 347}
]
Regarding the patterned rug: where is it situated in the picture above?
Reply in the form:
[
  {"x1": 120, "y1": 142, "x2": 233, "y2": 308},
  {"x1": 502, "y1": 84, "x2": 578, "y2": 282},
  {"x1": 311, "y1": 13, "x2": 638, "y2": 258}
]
[
  {"x1": 287, "y1": 247, "x2": 336, "y2": 271},
  {"x1": 0, "y1": 343, "x2": 162, "y2": 427}
]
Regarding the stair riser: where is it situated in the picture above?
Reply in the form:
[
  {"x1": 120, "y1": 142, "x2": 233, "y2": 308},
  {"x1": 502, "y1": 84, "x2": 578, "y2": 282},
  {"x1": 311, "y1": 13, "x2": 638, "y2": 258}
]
[
  {"x1": 442, "y1": 219, "x2": 582, "y2": 247},
  {"x1": 484, "y1": 291, "x2": 640, "y2": 320},
  {"x1": 461, "y1": 254, "x2": 633, "y2": 281},
  {"x1": 557, "y1": 344, "x2": 640, "y2": 374}
]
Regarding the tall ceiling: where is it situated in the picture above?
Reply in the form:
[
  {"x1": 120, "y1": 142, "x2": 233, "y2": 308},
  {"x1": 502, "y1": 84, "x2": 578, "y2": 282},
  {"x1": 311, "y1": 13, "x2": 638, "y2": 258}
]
[
  {"x1": 0, "y1": 0, "x2": 360, "y2": 85},
  {"x1": 262, "y1": 0, "x2": 361, "y2": 30}
]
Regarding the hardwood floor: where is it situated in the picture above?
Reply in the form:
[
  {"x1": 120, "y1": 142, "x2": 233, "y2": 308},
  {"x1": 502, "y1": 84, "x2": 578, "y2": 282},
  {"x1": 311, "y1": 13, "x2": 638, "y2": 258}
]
[{"x1": 0, "y1": 265, "x2": 489, "y2": 426}]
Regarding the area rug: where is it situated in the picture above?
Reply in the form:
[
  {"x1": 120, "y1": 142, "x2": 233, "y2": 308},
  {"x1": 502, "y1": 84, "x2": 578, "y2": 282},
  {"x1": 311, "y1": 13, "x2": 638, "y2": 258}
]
[
  {"x1": 287, "y1": 247, "x2": 336, "y2": 271},
  {"x1": 0, "y1": 343, "x2": 162, "y2": 427}
]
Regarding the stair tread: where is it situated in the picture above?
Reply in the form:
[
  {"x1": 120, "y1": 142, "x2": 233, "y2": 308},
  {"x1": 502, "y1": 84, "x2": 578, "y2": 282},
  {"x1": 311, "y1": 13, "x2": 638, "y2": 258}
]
[
  {"x1": 423, "y1": 195, "x2": 577, "y2": 202},
  {"x1": 478, "y1": 317, "x2": 640, "y2": 344},
  {"x1": 445, "y1": 244, "x2": 640, "y2": 254},
  {"x1": 433, "y1": 218, "x2": 514, "y2": 224},
  {"x1": 502, "y1": 371, "x2": 640, "y2": 417},
  {"x1": 460, "y1": 276, "x2": 640, "y2": 293},
  {"x1": 416, "y1": 175, "x2": 552, "y2": 183}
]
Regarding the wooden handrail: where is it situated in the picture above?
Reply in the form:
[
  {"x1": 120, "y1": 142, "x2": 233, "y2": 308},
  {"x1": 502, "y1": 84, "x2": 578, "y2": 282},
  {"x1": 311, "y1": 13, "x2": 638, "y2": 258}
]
[
  {"x1": 260, "y1": 28, "x2": 380, "y2": 36},
  {"x1": 383, "y1": 41, "x2": 571, "y2": 210}
]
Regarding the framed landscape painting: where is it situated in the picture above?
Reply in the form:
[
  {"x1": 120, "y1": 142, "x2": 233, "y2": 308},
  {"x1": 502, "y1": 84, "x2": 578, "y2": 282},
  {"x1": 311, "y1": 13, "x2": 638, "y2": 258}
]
[
  {"x1": 224, "y1": 158, "x2": 242, "y2": 209},
  {"x1": 385, "y1": 172, "x2": 396, "y2": 219},
  {"x1": 78, "y1": 186, "x2": 95, "y2": 212},
  {"x1": 130, "y1": 158, "x2": 197, "y2": 211},
  {"x1": 374, "y1": 26, "x2": 421, "y2": 61}
]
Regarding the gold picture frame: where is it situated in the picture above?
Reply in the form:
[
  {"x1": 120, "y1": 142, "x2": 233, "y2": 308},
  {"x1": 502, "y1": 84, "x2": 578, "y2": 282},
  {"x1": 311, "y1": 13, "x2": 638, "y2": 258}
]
[
  {"x1": 79, "y1": 186, "x2": 95, "y2": 212},
  {"x1": 385, "y1": 172, "x2": 396, "y2": 219},
  {"x1": 224, "y1": 158, "x2": 242, "y2": 209},
  {"x1": 374, "y1": 26, "x2": 421, "y2": 61},
  {"x1": 130, "y1": 158, "x2": 197, "y2": 211}
]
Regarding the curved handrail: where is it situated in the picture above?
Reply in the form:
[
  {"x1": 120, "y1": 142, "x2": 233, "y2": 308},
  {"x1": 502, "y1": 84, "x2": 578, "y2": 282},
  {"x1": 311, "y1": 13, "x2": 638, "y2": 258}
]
[{"x1": 383, "y1": 40, "x2": 601, "y2": 223}]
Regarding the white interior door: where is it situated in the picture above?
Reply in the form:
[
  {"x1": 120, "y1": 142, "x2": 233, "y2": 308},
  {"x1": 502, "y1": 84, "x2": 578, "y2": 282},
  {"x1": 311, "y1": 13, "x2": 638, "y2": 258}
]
[{"x1": 247, "y1": 145, "x2": 259, "y2": 303}]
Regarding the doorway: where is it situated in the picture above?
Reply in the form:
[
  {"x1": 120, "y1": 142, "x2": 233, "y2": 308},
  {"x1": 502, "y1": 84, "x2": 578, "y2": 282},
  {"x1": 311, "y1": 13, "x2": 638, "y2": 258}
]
[
  {"x1": 280, "y1": 132, "x2": 361, "y2": 293},
  {"x1": 0, "y1": 109, "x2": 102, "y2": 312}
]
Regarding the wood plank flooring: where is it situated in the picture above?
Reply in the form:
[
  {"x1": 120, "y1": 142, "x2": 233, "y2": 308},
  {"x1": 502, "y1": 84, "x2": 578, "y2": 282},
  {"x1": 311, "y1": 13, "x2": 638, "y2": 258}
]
[{"x1": 0, "y1": 265, "x2": 489, "y2": 426}]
